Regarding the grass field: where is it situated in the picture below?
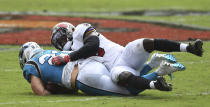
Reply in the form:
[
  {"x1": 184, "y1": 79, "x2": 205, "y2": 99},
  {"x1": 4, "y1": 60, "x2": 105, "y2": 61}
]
[
  {"x1": 0, "y1": 42, "x2": 209, "y2": 107},
  {"x1": 1, "y1": 0, "x2": 210, "y2": 11},
  {"x1": 0, "y1": 0, "x2": 210, "y2": 28},
  {"x1": 0, "y1": 0, "x2": 210, "y2": 107}
]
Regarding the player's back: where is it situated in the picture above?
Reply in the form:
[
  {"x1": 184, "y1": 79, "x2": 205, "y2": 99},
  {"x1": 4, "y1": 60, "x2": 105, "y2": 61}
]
[
  {"x1": 23, "y1": 50, "x2": 70, "y2": 85},
  {"x1": 72, "y1": 23, "x2": 124, "y2": 70}
]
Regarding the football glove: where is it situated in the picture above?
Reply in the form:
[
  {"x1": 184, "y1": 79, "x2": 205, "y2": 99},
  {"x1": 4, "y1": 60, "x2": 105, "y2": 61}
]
[{"x1": 52, "y1": 55, "x2": 70, "y2": 66}]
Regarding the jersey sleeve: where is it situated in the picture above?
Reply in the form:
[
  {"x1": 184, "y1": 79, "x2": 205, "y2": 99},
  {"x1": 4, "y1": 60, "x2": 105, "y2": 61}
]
[
  {"x1": 83, "y1": 26, "x2": 98, "y2": 39},
  {"x1": 73, "y1": 23, "x2": 98, "y2": 41},
  {"x1": 69, "y1": 36, "x2": 99, "y2": 61},
  {"x1": 69, "y1": 23, "x2": 100, "y2": 61},
  {"x1": 23, "y1": 64, "x2": 41, "y2": 83}
]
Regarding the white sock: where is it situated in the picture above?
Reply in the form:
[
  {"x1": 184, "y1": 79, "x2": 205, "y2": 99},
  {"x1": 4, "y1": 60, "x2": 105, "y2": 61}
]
[
  {"x1": 180, "y1": 43, "x2": 188, "y2": 52},
  {"x1": 149, "y1": 81, "x2": 156, "y2": 89}
]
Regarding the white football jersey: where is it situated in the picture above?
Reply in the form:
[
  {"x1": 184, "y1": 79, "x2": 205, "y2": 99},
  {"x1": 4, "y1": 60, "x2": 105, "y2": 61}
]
[
  {"x1": 71, "y1": 23, "x2": 124, "y2": 70},
  {"x1": 62, "y1": 59, "x2": 131, "y2": 95}
]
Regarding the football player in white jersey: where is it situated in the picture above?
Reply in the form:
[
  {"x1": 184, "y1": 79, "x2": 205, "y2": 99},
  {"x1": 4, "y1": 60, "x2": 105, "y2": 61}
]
[
  {"x1": 19, "y1": 42, "x2": 175, "y2": 96},
  {"x1": 50, "y1": 22, "x2": 201, "y2": 89}
]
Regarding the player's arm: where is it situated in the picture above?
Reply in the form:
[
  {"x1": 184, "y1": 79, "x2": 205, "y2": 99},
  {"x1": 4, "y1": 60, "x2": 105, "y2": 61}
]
[
  {"x1": 45, "y1": 83, "x2": 78, "y2": 94},
  {"x1": 52, "y1": 27, "x2": 100, "y2": 65},
  {"x1": 30, "y1": 75, "x2": 51, "y2": 96},
  {"x1": 69, "y1": 34, "x2": 99, "y2": 61},
  {"x1": 69, "y1": 27, "x2": 100, "y2": 61}
]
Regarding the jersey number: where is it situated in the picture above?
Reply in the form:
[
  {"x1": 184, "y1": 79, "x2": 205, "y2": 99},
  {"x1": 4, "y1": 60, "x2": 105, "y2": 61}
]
[{"x1": 38, "y1": 51, "x2": 68, "y2": 65}]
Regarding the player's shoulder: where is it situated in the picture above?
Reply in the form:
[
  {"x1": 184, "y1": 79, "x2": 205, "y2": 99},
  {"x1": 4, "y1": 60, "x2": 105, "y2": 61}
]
[
  {"x1": 41, "y1": 50, "x2": 61, "y2": 55},
  {"x1": 76, "y1": 23, "x2": 92, "y2": 28},
  {"x1": 74, "y1": 23, "x2": 97, "y2": 39},
  {"x1": 22, "y1": 61, "x2": 41, "y2": 83},
  {"x1": 74, "y1": 23, "x2": 92, "y2": 33},
  {"x1": 43, "y1": 50, "x2": 57, "y2": 54}
]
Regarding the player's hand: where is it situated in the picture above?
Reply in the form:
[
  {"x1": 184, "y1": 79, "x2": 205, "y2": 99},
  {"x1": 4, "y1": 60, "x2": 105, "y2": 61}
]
[{"x1": 51, "y1": 55, "x2": 70, "y2": 66}]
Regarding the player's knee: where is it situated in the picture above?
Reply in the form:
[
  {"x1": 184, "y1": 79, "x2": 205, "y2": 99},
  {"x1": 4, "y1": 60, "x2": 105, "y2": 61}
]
[
  {"x1": 118, "y1": 71, "x2": 133, "y2": 86},
  {"x1": 143, "y1": 38, "x2": 154, "y2": 53}
]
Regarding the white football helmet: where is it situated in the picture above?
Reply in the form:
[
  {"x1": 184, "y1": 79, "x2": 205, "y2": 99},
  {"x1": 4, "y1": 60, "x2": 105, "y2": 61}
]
[
  {"x1": 19, "y1": 42, "x2": 42, "y2": 69},
  {"x1": 51, "y1": 22, "x2": 75, "y2": 50}
]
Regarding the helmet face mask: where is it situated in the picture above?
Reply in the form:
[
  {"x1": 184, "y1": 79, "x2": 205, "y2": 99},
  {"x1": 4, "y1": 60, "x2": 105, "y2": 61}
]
[
  {"x1": 19, "y1": 42, "x2": 42, "y2": 69},
  {"x1": 19, "y1": 45, "x2": 29, "y2": 69},
  {"x1": 51, "y1": 28, "x2": 68, "y2": 50},
  {"x1": 51, "y1": 22, "x2": 75, "y2": 50}
]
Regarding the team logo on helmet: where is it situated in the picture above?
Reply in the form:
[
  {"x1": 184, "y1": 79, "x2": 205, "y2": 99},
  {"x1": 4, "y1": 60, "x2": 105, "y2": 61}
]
[{"x1": 19, "y1": 42, "x2": 42, "y2": 69}]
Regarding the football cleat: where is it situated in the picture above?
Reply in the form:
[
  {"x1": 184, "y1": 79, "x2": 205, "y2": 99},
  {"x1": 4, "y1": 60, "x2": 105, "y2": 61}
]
[
  {"x1": 154, "y1": 76, "x2": 172, "y2": 91},
  {"x1": 148, "y1": 53, "x2": 177, "y2": 69},
  {"x1": 187, "y1": 39, "x2": 203, "y2": 57},
  {"x1": 155, "y1": 61, "x2": 186, "y2": 76}
]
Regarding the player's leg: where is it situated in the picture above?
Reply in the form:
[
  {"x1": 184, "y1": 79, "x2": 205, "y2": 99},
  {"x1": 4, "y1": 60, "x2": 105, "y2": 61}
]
[
  {"x1": 76, "y1": 60, "x2": 132, "y2": 95},
  {"x1": 114, "y1": 38, "x2": 150, "y2": 71},
  {"x1": 154, "y1": 61, "x2": 186, "y2": 76},
  {"x1": 143, "y1": 38, "x2": 203, "y2": 57},
  {"x1": 111, "y1": 66, "x2": 172, "y2": 92},
  {"x1": 115, "y1": 38, "x2": 177, "y2": 75},
  {"x1": 139, "y1": 53, "x2": 177, "y2": 76},
  {"x1": 140, "y1": 60, "x2": 185, "y2": 81},
  {"x1": 124, "y1": 38, "x2": 202, "y2": 77}
]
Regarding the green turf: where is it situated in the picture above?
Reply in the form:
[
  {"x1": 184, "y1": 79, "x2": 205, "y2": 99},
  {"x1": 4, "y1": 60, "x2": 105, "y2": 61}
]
[
  {"x1": 0, "y1": 0, "x2": 210, "y2": 28},
  {"x1": 0, "y1": 0, "x2": 210, "y2": 106},
  {"x1": 0, "y1": 42, "x2": 210, "y2": 107},
  {"x1": 1, "y1": 0, "x2": 210, "y2": 12},
  {"x1": 69, "y1": 15, "x2": 210, "y2": 29}
]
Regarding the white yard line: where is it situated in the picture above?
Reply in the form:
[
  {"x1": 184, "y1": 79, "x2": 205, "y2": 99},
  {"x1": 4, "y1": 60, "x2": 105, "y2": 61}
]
[
  {"x1": 0, "y1": 97, "x2": 101, "y2": 105},
  {"x1": 0, "y1": 92, "x2": 209, "y2": 105},
  {"x1": 0, "y1": 97, "x2": 123, "y2": 105}
]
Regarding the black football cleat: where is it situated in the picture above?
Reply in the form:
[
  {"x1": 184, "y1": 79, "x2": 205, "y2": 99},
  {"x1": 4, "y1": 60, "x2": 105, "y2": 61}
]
[
  {"x1": 154, "y1": 76, "x2": 172, "y2": 91},
  {"x1": 187, "y1": 39, "x2": 203, "y2": 57}
]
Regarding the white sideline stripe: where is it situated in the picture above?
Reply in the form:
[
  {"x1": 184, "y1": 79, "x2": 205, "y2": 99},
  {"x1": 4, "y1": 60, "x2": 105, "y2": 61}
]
[
  {"x1": 5, "y1": 69, "x2": 20, "y2": 72},
  {"x1": 0, "y1": 48, "x2": 19, "y2": 52},
  {"x1": 0, "y1": 97, "x2": 116, "y2": 105},
  {"x1": 4, "y1": 69, "x2": 20, "y2": 72},
  {"x1": 0, "y1": 24, "x2": 17, "y2": 27}
]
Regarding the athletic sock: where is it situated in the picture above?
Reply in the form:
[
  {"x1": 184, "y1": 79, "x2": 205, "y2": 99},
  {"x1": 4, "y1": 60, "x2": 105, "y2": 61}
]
[
  {"x1": 139, "y1": 64, "x2": 152, "y2": 76},
  {"x1": 180, "y1": 43, "x2": 188, "y2": 52},
  {"x1": 142, "y1": 72, "x2": 158, "y2": 81},
  {"x1": 126, "y1": 75, "x2": 151, "y2": 90},
  {"x1": 149, "y1": 81, "x2": 156, "y2": 89},
  {"x1": 154, "y1": 39, "x2": 180, "y2": 52}
]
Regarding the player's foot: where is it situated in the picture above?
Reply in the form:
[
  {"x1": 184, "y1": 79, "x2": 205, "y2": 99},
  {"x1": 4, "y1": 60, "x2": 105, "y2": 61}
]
[
  {"x1": 154, "y1": 76, "x2": 172, "y2": 91},
  {"x1": 187, "y1": 39, "x2": 203, "y2": 57},
  {"x1": 155, "y1": 61, "x2": 186, "y2": 76},
  {"x1": 148, "y1": 53, "x2": 177, "y2": 68}
]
